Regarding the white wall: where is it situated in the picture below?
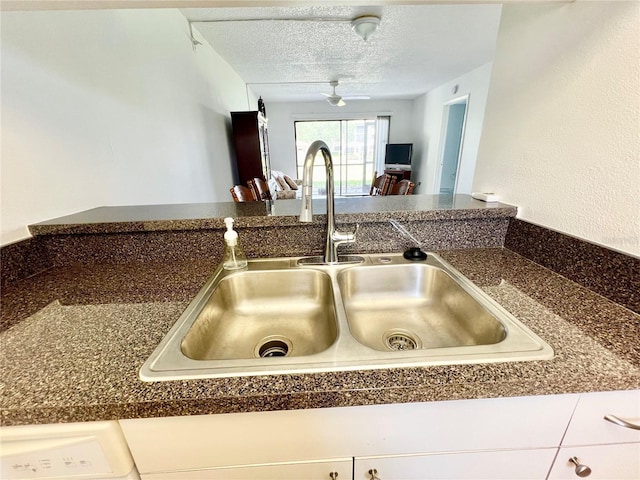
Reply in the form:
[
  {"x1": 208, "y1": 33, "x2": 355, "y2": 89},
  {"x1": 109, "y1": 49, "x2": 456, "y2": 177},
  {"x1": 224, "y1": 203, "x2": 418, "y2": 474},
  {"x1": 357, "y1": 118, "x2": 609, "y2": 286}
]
[
  {"x1": 473, "y1": 1, "x2": 640, "y2": 257},
  {"x1": 411, "y1": 62, "x2": 493, "y2": 195},
  {"x1": 0, "y1": 9, "x2": 249, "y2": 246},
  {"x1": 265, "y1": 99, "x2": 415, "y2": 176}
]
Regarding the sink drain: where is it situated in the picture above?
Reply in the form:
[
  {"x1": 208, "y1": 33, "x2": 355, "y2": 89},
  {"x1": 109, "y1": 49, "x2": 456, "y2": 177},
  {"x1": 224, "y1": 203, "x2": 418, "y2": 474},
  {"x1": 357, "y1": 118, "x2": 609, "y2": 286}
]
[
  {"x1": 255, "y1": 336, "x2": 292, "y2": 358},
  {"x1": 385, "y1": 331, "x2": 419, "y2": 351}
]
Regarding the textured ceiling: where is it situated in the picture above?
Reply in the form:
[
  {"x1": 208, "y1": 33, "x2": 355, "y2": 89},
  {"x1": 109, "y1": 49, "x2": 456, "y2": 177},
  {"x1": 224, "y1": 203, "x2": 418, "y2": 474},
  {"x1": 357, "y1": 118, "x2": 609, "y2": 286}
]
[{"x1": 181, "y1": 4, "x2": 502, "y2": 103}]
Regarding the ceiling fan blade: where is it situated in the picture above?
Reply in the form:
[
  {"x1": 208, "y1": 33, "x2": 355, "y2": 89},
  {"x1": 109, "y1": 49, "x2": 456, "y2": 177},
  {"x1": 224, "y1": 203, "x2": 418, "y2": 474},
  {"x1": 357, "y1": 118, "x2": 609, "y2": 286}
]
[{"x1": 337, "y1": 99, "x2": 346, "y2": 107}]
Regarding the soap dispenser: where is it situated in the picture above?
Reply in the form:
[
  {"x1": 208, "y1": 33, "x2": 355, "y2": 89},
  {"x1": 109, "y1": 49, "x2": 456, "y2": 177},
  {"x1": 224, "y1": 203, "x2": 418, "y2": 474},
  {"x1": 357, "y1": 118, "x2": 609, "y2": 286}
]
[{"x1": 222, "y1": 217, "x2": 248, "y2": 270}]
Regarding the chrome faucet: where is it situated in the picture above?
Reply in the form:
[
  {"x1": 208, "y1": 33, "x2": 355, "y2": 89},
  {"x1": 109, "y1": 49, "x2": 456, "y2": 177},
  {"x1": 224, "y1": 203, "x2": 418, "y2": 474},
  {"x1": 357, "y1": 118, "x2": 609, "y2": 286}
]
[{"x1": 299, "y1": 140, "x2": 357, "y2": 264}]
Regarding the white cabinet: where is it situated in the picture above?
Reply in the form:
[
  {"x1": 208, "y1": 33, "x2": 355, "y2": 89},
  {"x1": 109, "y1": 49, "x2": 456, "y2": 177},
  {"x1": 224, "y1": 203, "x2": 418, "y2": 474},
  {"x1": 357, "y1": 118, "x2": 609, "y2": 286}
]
[
  {"x1": 354, "y1": 449, "x2": 558, "y2": 480},
  {"x1": 548, "y1": 390, "x2": 640, "y2": 480},
  {"x1": 120, "y1": 394, "x2": 578, "y2": 479},
  {"x1": 562, "y1": 390, "x2": 640, "y2": 446},
  {"x1": 548, "y1": 444, "x2": 640, "y2": 480},
  {"x1": 141, "y1": 459, "x2": 351, "y2": 480}
]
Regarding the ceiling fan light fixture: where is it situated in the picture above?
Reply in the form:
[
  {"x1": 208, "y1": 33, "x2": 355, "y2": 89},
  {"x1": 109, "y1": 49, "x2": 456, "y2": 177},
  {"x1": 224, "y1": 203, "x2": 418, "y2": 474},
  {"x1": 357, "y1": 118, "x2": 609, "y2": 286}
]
[
  {"x1": 351, "y1": 15, "x2": 381, "y2": 42},
  {"x1": 325, "y1": 80, "x2": 345, "y2": 107}
]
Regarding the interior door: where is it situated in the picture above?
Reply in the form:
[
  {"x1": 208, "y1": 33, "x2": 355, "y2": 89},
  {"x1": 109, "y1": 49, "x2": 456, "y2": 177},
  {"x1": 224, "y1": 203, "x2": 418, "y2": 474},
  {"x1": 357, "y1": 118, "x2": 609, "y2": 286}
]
[{"x1": 438, "y1": 98, "x2": 468, "y2": 195}]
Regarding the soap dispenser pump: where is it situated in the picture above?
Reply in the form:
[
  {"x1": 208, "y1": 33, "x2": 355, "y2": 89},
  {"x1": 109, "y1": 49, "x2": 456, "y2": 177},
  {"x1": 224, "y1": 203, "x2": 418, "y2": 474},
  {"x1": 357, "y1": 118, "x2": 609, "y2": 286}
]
[{"x1": 222, "y1": 217, "x2": 248, "y2": 270}]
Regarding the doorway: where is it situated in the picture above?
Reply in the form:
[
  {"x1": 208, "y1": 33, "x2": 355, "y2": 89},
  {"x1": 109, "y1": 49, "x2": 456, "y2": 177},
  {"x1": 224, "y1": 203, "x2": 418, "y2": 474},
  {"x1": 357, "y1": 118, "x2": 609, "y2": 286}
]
[{"x1": 437, "y1": 96, "x2": 469, "y2": 195}]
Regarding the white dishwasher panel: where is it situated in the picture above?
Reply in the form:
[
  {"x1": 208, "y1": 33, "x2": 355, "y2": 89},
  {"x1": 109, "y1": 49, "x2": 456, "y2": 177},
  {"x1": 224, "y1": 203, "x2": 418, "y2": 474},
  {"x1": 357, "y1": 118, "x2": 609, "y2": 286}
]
[{"x1": 0, "y1": 420, "x2": 139, "y2": 480}]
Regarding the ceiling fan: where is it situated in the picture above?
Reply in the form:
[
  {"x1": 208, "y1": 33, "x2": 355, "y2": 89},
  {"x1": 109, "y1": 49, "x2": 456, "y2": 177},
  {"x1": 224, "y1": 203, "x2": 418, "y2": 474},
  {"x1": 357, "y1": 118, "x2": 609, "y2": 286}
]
[{"x1": 322, "y1": 81, "x2": 346, "y2": 107}]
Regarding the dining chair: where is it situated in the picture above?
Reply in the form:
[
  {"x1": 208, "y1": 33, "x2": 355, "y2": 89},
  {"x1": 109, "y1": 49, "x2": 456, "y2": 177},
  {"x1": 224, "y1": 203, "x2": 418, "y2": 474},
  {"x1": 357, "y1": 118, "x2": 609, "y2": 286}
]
[
  {"x1": 369, "y1": 171, "x2": 395, "y2": 196},
  {"x1": 389, "y1": 179, "x2": 415, "y2": 195},
  {"x1": 230, "y1": 185, "x2": 257, "y2": 202},
  {"x1": 247, "y1": 177, "x2": 273, "y2": 201}
]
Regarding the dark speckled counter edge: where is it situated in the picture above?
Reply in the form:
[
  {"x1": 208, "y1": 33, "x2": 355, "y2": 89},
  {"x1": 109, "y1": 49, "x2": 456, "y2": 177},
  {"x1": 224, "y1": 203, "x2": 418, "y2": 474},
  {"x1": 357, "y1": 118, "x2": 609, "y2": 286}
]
[
  {"x1": 27, "y1": 197, "x2": 517, "y2": 236},
  {"x1": 3, "y1": 196, "x2": 517, "y2": 286}
]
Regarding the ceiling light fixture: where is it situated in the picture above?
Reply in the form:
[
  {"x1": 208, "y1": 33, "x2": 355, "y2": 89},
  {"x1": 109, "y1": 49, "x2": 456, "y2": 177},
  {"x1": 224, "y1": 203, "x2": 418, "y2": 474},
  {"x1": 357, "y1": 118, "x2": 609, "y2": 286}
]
[
  {"x1": 323, "y1": 81, "x2": 346, "y2": 107},
  {"x1": 351, "y1": 15, "x2": 381, "y2": 42}
]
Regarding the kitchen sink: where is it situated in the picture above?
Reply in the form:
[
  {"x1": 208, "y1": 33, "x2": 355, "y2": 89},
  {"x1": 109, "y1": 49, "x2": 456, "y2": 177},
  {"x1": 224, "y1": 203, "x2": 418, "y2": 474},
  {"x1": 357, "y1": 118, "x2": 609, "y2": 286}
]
[{"x1": 140, "y1": 253, "x2": 554, "y2": 380}]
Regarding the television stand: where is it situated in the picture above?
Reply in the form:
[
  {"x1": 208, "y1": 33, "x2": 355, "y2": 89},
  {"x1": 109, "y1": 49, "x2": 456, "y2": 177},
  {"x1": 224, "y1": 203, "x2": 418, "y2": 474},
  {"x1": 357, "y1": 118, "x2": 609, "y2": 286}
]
[{"x1": 384, "y1": 168, "x2": 411, "y2": 182}]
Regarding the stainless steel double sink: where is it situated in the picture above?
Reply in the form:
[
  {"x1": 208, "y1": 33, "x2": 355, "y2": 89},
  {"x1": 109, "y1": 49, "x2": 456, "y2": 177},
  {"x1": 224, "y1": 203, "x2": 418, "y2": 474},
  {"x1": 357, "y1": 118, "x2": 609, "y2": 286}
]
[{"x1": 140, "y1": 253, "x2": 553, "y2": 380}]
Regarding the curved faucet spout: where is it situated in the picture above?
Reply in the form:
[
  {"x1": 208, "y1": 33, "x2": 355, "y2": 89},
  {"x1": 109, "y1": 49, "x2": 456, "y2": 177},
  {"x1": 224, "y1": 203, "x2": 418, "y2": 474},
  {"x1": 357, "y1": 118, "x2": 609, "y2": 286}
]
[
  {"x1": 299, "y1": 140, "x2": 356, "y2": 264},
  {"x1": 299, "y1": 140, "x2": 333, "y2": 223}
]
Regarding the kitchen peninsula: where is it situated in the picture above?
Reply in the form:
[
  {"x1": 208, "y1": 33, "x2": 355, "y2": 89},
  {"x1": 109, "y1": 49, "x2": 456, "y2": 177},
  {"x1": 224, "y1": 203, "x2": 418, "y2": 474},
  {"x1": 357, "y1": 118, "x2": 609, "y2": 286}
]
[{"x1": 1, "y1": 195, "x2": 639, "y2": 427}]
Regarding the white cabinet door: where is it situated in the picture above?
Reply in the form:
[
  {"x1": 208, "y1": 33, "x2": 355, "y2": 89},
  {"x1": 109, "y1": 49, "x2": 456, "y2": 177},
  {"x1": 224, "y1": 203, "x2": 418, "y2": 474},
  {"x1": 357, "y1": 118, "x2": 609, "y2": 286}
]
[
  {"x1": 548, "y1": 444, "x2": 640, "y2": 480},
  {"x1": 562, "y1": 390, "x2": 640, "y2": 446},
  {"x1": 141, "y1": 459, "x2": 352, "y2": 480},
  {"x1": 549, "y1": 390, "x2": 640, "y2": 480},
  {"x1": 354, "y1": 449, "x2": 558, "y2": 480}
]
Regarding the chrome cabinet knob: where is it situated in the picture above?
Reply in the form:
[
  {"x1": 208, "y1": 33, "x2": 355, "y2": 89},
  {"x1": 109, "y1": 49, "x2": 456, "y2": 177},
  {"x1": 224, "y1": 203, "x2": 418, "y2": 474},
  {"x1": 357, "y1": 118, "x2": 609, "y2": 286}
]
[
  {"x1": 329, "y1": 472, "x2": 338, "y2": 480},
  {"x1": 569, "y1": 457, "x2": 592, "y2": 477},
  {"x1": 368, "y1": 468, "x2": 381, "y2": 480}
]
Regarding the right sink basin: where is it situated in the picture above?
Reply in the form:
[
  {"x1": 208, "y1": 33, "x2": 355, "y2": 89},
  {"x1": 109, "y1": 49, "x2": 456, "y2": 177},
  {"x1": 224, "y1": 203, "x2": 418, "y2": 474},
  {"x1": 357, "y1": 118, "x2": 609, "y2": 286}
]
[{"x1": 337, "y1": 263, "x2": 507, "y2": 352}]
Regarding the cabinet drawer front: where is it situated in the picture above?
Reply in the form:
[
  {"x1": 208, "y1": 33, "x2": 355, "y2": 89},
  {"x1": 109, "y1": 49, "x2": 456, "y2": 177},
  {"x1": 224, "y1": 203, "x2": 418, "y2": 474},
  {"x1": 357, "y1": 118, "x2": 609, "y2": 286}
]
[
  {"x1": 120, "y1": 394, "x2": 578, "y2": 474},
  {"x1": 354, "y1": 448, "x2": 558, "y2": 480},
  {"x1": 548, "y1": 444, "x2": 640, "y2": 480},
  {"x1": 141, "y1": 459, "x2": 352, "y2": 480},
  {"x1": 563, "y1": 390, "x2": 640, "y2": 446}
]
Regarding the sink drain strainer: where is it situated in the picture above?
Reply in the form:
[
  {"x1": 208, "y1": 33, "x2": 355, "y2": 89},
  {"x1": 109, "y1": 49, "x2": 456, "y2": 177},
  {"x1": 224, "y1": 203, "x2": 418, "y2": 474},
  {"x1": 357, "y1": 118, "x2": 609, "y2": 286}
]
[
  {"x1": 385, "y1": 331, "x2": 419, "y2": 351},
  {"x1": 255, "y1": 336, "x2": 292, "y2": 358}
]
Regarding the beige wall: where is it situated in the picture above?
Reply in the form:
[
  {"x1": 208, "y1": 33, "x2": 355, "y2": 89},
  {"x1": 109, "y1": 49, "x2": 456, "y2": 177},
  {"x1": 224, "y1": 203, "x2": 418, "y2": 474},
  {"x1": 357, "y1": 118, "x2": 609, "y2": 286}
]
[
  {"x1": 1, "y1": 9, "x2": 248, "y2": 246},
  {"x1": 473, "y1": 1, "x2": 640, "y2": 257},
  {"x1": 412, "y1": 62, "x2": 493, "y2": 195}
]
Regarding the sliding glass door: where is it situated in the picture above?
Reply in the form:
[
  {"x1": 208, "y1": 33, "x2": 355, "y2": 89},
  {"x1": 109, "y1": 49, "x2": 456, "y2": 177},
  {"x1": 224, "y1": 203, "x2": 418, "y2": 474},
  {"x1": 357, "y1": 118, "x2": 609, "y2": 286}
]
[{"x1": 295, "y1": 117, "x2": 389, "y2": 196}]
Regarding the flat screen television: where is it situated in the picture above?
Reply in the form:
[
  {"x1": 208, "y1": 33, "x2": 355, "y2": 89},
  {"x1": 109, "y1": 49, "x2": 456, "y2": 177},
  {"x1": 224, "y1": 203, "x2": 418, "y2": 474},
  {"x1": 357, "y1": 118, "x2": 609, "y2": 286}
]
[{"x1": 384, "y1": 143, "x2": 413, "y2": 170}]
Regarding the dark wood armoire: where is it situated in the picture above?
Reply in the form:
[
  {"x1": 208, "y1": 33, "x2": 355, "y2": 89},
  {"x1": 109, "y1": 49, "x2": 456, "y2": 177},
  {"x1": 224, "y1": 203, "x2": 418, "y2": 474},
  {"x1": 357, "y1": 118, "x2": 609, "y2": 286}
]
[{"x1": 230, "y1": 111, "x2": 271, "y2": 185}]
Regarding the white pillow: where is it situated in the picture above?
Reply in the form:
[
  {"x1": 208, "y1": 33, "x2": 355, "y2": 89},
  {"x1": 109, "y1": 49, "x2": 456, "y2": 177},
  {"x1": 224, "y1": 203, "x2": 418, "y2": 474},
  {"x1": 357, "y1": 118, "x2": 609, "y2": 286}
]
[
  {"x1": 283, "y1": 174, "x2": 298, "y2": 190},
  {"x1": 268, "y1": 177, "x2": 280, "y2": 194},
  {"x1": 275, "y1": 175, "x2": 290, "y2": 191}
]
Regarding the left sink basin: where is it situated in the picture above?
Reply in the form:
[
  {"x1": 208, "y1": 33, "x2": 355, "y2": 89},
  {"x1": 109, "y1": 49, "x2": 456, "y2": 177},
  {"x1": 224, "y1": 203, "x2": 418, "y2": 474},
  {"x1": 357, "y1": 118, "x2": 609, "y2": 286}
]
[
  {"x1": 140, "y1": 260, "x2": 344, "y2": 380},
  {"x1": 181, "y1": 269, "x2": 337, "y2": 360}
]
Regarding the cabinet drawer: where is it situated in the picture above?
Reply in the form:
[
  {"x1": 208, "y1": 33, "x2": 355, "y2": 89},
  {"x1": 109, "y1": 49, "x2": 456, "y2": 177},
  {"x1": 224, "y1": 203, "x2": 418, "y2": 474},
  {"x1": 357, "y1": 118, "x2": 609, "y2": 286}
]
[
  {"x1": 563, "y1": 390, "x2": 640, "y2": 446},
  {"x1": 548, "y1": 443, "x2": 640, "y2": 479},
  {"x1": 120, "y1": 394, "x2": 578, "y2": 474},
  {"x1": 141, "y1": 459, "x2": 351, "y2": 480},
  {"x1": 354, "y1": 448, "x2": 558, "y2": 480}
]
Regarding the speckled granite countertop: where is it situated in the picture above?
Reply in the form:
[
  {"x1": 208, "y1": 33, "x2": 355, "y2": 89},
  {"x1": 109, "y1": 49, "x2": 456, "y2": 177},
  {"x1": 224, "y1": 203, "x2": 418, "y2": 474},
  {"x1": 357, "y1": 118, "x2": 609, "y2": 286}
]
[
  {"x1": 29, "y1": 195, "x2": 517, "y2": 235},
  {"x1": 1, "y1": 248, "x2": 638, "y2": 427}
]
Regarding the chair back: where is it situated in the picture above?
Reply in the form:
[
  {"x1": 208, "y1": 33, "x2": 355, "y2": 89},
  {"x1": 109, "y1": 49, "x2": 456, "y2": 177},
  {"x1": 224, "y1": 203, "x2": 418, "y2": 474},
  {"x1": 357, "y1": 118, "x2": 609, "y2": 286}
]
[
  {"x1": 230, "y1": 185, "x2": 256, "y2": 202},
  {"x1": 389, "y1": 179, "x2": 415, "y2": 195},
  {"x1": 248, "y1": 177, "x2": 273, "y2": 201},
  {"x1": 369, "y1": 172, "x2": 395, "y2": 196}
]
